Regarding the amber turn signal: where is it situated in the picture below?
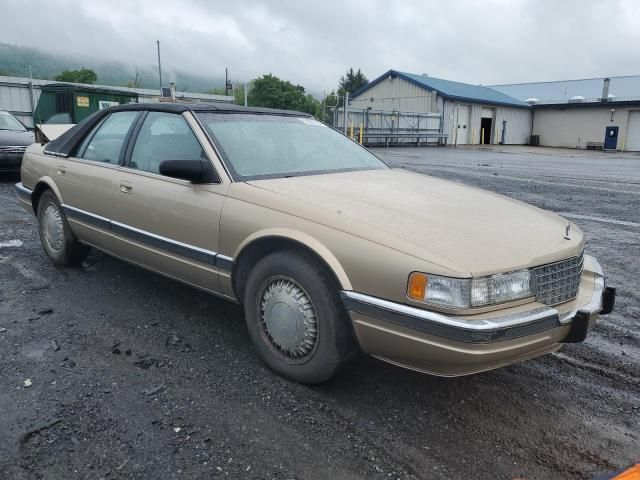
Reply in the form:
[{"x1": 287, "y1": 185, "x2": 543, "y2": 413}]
[{"x1": 407, "y1": 272, "x2": 428, "y2": 300}]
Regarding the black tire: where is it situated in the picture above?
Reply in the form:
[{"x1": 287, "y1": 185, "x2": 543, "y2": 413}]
[
  {"x1": 244, "y1": 250, "x2": 354, "y2": 384},
  {"x1": 37, "y1": 190, "x2": 90, "y2": 266}
]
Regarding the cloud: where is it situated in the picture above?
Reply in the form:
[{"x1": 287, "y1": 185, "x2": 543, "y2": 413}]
[{"x1": 1, "y1": 0, "x2": 639, "y2": 92}]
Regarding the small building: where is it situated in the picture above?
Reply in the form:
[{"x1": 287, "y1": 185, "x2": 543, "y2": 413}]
[
  {"x1": 491, "y1": 76, "x2": 640, "y2": 151},
  {"x1": 349, "y1": 70, "x2": 532, "y2": 145}
]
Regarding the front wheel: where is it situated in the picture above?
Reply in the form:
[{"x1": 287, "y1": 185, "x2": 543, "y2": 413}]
[
  {"x1": 244, "y1": 251, "x2": 354, "y2": 384},
  {"x1": 37, "y1": 190, "x2": 90, "y2": 266}
]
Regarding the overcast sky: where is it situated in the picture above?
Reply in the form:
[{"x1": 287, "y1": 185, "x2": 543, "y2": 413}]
[{"x1": 2, "y1": 0, "x2": 639, "y2": 92}]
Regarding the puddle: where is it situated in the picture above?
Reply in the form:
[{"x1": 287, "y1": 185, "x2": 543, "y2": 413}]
[{"x1": 0, "y1": 240, "x2": 23, "y2": 248}]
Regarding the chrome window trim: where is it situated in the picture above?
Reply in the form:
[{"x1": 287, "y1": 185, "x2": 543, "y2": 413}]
[{"x1": 190, "y1": 111, "x2": 235, "y2": 182}]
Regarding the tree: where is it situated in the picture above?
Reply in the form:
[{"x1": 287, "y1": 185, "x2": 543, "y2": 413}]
[
  {"x1": 339, "y1": 68, "x2": 368, "y2": 96},
  {"x1": 248, "y1": 74, "x2": 321, "y2": 117},
  {"x1": 55, "y1": 67, "x2": 98, "y2": 84}
]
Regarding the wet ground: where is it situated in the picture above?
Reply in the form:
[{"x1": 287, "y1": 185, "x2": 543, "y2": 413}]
[{"x1": 1, "y1": 146, "x2": 638, "y2": 479}]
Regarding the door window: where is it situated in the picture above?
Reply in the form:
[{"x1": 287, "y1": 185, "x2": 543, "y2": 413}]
[
  {"x1": 78, "y1": 111, "x2": 139, "y2": 164},
  {"x1": 129, "y1": 112, "x2": 205, "y2": 174}
]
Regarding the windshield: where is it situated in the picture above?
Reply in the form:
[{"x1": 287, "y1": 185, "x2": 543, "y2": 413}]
[
  {"x1": 197, "y1": 113, "x2": 388, "y2": 180},
  {"x1": 0, "y1": 111, "x2": 27, "y2": 132}
]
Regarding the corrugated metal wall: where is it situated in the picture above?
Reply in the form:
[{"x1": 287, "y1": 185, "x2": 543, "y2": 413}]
[
  {"x1": 443, "y1": 100, "x2": 531, "y2": 145},
  {"x1": 350, "y1": 76, "x2": 438, "y2": 113},
  {"x1": 0, "y1": 78, "x2": 41, "y2": 127},
  {"x1": 495, "y1": 106, "x2": 532, "y2": 144}
]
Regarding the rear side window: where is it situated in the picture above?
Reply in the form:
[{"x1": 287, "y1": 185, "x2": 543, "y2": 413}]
[
  {"x1": 129, "y1": 112, "x2": 205, "y2": 174},
  {"x1": 77, "y1": 111, "x2": 139, "y2": 164}
]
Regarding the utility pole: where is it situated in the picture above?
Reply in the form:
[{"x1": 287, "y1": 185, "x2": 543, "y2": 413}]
[
  {"x1": 343, "y1": 91, "x2": 349, "y2": 135},
  {"x1": 27, "y1": 65, "x2": 35, "y2": 115},
  {"x1": 244, "y1": 82, "x2": 248, "y2": 107},
  {"x1": 225, "y1": 68, "x2": 229, "y2": 96},
  {"x1": 156, "y1": 40, "x2": 163, "y2": 92}
]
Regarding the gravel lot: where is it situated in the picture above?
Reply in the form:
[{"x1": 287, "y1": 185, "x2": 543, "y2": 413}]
[{"x1": 1, "y1": 145, "x2": 638, "y2": 480}]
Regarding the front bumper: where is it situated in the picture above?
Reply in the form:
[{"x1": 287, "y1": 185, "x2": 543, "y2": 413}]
[
  {"x1": 15, "y1": 182, "x2": 33, "y2": 210},
  {"x1": 0, "y1": 153, "x2": 24, "y2": 172},
  {"x1": 342, "y1": 255, "x2": 614, "y2": 376}
]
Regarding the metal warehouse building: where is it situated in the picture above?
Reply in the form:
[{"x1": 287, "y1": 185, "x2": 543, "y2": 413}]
[
  {"x1": 492, "y1": 75, "x2": 640, "y2": 151},
  {"x1": 348, "y1": 70, "x2": 532, "y2": 146}
]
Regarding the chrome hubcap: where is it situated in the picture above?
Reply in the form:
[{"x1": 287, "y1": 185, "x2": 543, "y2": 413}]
[
  {"x1": 42, "y1": 203, "x2": 64, "y2": 253},
  {"x1": 259, "y1": 277, "x2": 318, "y2": 361}
]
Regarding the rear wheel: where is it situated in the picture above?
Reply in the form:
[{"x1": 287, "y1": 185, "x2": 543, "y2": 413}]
[
  {"x1": 244, "y1": 251, "x2": 354, "y2": 384},
  {"x1": 37, "y1": 190, "x2": 90, "y2": 266}
]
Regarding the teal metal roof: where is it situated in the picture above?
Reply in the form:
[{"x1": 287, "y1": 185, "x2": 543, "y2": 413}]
[{"x1": 351, "y1": 70, "x2": 530, "y2": 108}]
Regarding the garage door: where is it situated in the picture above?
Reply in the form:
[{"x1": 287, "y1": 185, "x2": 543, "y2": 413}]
[{"x1": 626, "y1": 111, "x2": 640, "y2": 151}]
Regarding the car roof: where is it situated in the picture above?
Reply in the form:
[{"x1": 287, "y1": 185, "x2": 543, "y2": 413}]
[
  {"x1": 109, "y1": 102, "x2": 312, "y2": 117},
  {"x1": 43, "y1": 102, "x2": 313, "y2": 158}
]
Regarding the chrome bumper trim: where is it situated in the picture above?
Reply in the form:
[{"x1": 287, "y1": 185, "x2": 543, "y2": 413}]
[
  {"x1": 341, "y1": 255, "x2": 605, "y2": 344},
  {"x1": 61, "y1": 203, "x2": 235, "y2": 271},
  {"x1": 14, "y1": 182, "x2": 33, "y2": 203}
]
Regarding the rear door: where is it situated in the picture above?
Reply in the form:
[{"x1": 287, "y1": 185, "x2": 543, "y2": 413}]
[
  {"x1": 109, "y1": 110, "x2": 230, "y2": 293},
  {"x1": 53, "y1": 110, "x2": 140, "y2": 251}
]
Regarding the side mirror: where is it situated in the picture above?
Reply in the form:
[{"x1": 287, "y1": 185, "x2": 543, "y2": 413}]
[{"x1": 159, "y1": 160, "x2": 204, "y2": 183}]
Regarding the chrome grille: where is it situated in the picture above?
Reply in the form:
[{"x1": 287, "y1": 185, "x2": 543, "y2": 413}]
[
  {"x1": 0, "y1": 145, "x2": 27, "y2": 153},
  {"x1": 532, "y1": 253, "x2": 584, "y2": 306}
]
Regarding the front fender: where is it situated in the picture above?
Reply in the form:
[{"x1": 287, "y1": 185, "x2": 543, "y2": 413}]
[{"x1": 232, "y1": 228, "x2": 353, "y2": 290}]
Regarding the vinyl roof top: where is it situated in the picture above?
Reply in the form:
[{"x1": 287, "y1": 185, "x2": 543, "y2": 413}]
[
  {"x1": 109, "y1": 102, "x2": 311, "y2": 116},
  {"x1": 40, "y1": 82, "x2": 138, "y2": 97},
  {"x1": 351, "y1": 70, "x2": 530, "y2": 108}
]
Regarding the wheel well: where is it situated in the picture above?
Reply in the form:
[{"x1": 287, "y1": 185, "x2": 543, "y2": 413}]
[
  {"x1": 31, "y1": 182, "x2": 52, "y2": 214},
  {"x1": 232, "y1": 237, "x2": 344, "y2": 304}
]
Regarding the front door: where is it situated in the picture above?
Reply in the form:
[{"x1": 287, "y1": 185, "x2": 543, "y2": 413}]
[
  {"x1": 455, "y1": 105, "x2": 470, "y2": 145},
  {"x1": 109, "y1": 110, "x2": 229, "y2": 293},
  {"x1": 54, "y1": 110, "x2": 140, "y2": 251},
  {"x1": 604, "y1": 126, "x2": 619, "y2": 150}
]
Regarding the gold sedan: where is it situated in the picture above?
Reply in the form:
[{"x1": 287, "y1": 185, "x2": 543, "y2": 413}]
[{"x1": 15, "y1": 103, "x2": 615, "y2": 384}]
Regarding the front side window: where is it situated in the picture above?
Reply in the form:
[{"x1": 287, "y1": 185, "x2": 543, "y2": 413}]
[
  {"x1": 197, "y1": 113, "x2": 388, "y2": 181},
  {"x1": 0, "y1": 111, "x2": 27, "y2": 132},
  {"x1": 129, "y1": 112, "x2": 205, "y2": 174},
  {"x1": 79, "y1": 111, "x2": 139, "y2": 164}
]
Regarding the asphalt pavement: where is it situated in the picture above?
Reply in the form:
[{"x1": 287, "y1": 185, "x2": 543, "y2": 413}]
[{"x1": 1, "y1": 145, "x2": 638, "y2": 479}]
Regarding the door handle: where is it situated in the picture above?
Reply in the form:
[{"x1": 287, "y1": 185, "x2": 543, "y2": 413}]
[
  {"x1": 119, "y1": 183, "x2": 133, "y2": 194},
  {"x1": 56, "y1": 166, "x2": 66, "y2": 176}
]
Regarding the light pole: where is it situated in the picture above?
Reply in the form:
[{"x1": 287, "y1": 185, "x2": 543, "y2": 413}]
[{"x1": 156, "y1": 40, "x2": 163, "y2": 92}]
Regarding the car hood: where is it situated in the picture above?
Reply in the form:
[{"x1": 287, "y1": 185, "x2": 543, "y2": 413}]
[
  {"x1": 0, "y1": 129, "x2": 35, "y2": 146},
  {"x1": 246, "y1": 168, "x2": 584, "y2": 276}
]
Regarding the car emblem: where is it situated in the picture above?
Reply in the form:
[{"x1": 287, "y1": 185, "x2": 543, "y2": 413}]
[{"x1": 564, "y1": 223, "x2": 571, "y2": 240}]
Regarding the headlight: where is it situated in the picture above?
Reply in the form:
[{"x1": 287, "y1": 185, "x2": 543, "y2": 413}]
[{"x1": 407, "y1": 270, "x2": 533, "y2": 309}]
